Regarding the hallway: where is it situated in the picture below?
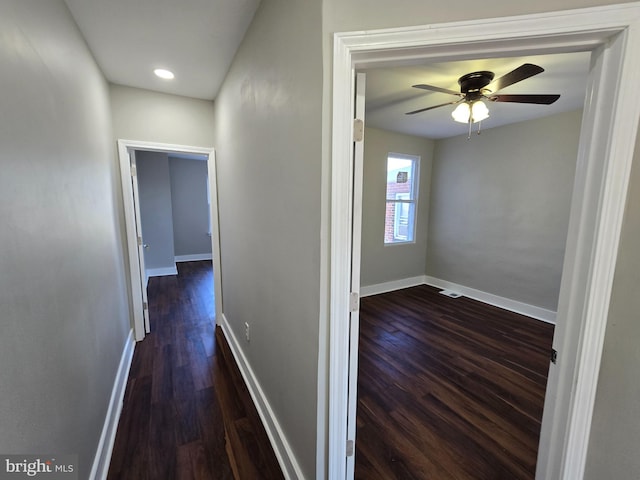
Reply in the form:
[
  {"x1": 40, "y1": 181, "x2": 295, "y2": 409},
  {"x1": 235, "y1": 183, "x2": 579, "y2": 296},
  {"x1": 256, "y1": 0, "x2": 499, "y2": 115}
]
[{"x1": 107, "y1": 261, "x2": 282, "y2": 479}]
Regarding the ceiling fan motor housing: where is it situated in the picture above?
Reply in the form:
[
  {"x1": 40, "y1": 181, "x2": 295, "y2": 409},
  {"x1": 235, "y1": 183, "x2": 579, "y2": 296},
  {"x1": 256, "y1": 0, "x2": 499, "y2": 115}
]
[{"x1": 458, "y1": 71, "x2": 494, "y2": 99}]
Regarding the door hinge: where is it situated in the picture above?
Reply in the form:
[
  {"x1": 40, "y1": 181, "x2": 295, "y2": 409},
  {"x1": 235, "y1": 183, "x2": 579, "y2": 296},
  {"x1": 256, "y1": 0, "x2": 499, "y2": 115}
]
[
  {"x1": 346, "y1": 439, "x2": 354, "y2": 457},
  {"x1": 143, "y1": 302, "x2": 148, "y2": 310},
  {"x1": 349, "y1": 292, "x2": 359, "y2": 313},
  {"x1": 353, "y1": 119, "x2": 364, "y2": 142},
  {"x1": 551, "y1": 348, "x2": 558, "y2": 364},
  {"x1": 137, "y1": 236, "x2": 143, "y2": 246},
  {"x1": 130, "y1": 164, "x2": 137, "y2": 177}
]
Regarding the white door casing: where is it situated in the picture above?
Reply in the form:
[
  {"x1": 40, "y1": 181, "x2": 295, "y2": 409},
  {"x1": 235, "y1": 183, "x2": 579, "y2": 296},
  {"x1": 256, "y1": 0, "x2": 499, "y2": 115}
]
[
  {"x1": 128, "y1": 151, "x2": 150, "y2": 333},
  {"x1": 207, "y1": 150, "x2": 224, "y2": 320},
  {"x1": 328, "y1": 3, "x2": 640, "y2": 480},
  {"x1": 117, "y1": 140, "x2": 222, "y2": 341},
  {"x1": 345, "y1": 72, "x2": 366, "y2": 478}
]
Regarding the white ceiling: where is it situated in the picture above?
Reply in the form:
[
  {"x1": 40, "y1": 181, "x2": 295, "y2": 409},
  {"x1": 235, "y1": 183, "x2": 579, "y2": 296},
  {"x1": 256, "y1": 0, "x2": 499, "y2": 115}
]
[
  {"x1": 64, "y1": 0, "x2": 261, "y2": 100},
  {"x1": 362, "y1": 51, "x2": 592, "y2": 139},
  {"x1": 63, "y1": 3, "x2": 590, "y2": 137}
]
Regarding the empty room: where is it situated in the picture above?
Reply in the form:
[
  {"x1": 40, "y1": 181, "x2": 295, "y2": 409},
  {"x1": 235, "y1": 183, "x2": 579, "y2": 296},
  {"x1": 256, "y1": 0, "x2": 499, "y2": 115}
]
[{"x1": 354, "y1": 52, "x2": 588, "y2": 479}]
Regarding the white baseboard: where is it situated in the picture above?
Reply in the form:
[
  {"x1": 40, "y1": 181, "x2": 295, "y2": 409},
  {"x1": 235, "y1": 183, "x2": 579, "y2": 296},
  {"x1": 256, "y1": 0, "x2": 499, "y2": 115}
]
[
  {"x1": 360, "y1": 276, "x2": 427, "y2": 297},
  {"x1": 175, "y1": 253, "x2": 213, "y2": 262},
  {"x1": 89, "y1": 329, "x2": 135, "y2": 480},
  {"x1": 146, "y1": 266, "x2": 178, "y2": 278},
  {"x1": 218, "y1": 314, "x2": 305, "y2": 480},
  {"x1": 423, "y1": 276, "x2": 556, "y2": 324},
  {"x1": 360, "y1": 275, "x2": 556, "y2": 324}
]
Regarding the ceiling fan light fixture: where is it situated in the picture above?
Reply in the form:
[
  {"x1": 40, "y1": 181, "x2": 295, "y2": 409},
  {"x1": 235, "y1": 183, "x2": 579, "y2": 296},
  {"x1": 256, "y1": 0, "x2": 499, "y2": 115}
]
[
  {"x1": 471, "y1": 100, "x2": 489, "y2": 122},
  {"x1": 452, "y1": 102, "x2": 471, "y2": 123},
  {"x1": 451, "y1": 100, "x2": 489, "y2": 124}
]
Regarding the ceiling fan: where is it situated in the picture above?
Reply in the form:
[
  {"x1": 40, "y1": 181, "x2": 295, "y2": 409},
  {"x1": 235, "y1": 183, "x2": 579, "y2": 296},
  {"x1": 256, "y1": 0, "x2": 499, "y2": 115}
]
[{"x1": 406, "y1": 63, "x2": 560, "y2": 129}]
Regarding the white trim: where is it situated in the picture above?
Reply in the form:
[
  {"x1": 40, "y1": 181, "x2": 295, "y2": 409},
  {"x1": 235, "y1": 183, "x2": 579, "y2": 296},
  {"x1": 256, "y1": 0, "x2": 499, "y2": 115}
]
[
  {"x1": 345, "y1": 72, "x2": 367, "y2": 479},
  {"x1": 424, "y1": 276, "x2": 556, "y2": 324},
  {"x1": 328, "y1": 4, "x2": 640, "y2": 480},
  {"x1": 360, "y1": 276, "x2": 426, "y2": 297},
  {"x1": 118, "y1": 143, "x2": 146, "y2": 341},
  {"x1": 329, "y1": 30, "x2": 356, "y2": 480},
  {"x1": 117, "y1": 140, "x2": 222, "y2": 339},
  {"x1": 554, "y1": 22, "x2": 640, "y2": 478},
  {"x1": 385, "y1": 153, "x2": 420, "y2": 245},
  {"x1": 174, "y1": 253, "x2": 213, "y2": 262},
  {"x1": 89, "y1": 330, "x2": 135, "y2": 480},
  {"x1": 361, "y1": 275, "x2": 556, "y2": 323},
  {"x1": 146, "y1": 266, "x2": 178, "y2": 278},
  {"x1": 207, "y1": 151, "x2": 224, "y2": 324},
  {"x1": 218, "y1": 315, "x2": 305, "y2": 480}
]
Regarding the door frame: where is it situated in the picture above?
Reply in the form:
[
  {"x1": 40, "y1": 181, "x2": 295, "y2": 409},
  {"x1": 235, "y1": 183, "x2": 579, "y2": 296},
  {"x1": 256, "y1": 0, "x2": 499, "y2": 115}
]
[
  {"x1": 117, "y1": 139, "x2": 223, "y2": 341},
  {"x1": 344, "y1": 72, "x2": 366, "y2": 479},
  {"x1": 328, "y1": 3, "x2": 640, "y2": 479}
]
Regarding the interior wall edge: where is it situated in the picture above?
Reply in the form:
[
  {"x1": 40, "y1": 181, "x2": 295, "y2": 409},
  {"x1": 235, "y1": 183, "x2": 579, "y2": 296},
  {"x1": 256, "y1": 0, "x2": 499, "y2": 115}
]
[
  {"x1": 89, "y1": 329, "x2": 135, "y2": 480},
  {"x1": 145, "y1": 266, "x2": 178, "y2": 278},
  {"x1": 360, "y1": 276, "x2": 426, "y2": 297},
  {"x1": 217, "y1": 314, "x2": 307, "y2": 480},
  {"x1": 424, "y1": 275, "x2": 556, "y2": 324},
  {"x1": 175, "y1": 254, "x2": 213, "y2": 263},
  {"x1": 360, "y1": 274, "x2": 556, "y2": 323}
]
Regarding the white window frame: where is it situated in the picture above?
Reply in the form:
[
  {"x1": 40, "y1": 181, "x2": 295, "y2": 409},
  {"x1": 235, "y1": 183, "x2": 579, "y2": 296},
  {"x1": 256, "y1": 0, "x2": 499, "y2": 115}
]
[{"x1": 384, "y1": 153, "x2": 419, "y2": 245}]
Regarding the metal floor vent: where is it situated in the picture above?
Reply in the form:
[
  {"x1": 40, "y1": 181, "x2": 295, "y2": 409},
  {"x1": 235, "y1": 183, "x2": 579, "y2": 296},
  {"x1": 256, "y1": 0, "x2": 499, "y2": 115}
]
[{"x1": 439, "y1": 289, "x2": 462, "y2": 298}]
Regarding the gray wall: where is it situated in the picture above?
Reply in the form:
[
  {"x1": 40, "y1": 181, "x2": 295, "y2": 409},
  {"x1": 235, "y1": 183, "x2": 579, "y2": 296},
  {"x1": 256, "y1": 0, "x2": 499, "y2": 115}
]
[
  {"x1": 361, "y1": 111, "x2": 579, "y2": 312},
  {"x1": 361, "y1": 127, "x2": 434, "y2": 286},
  {"x1": 321, "y1": 0, "x2": 640, "y2": 477},
  {"x1": 323, "y1": 0, "x2": 638, "y2": 32},
  {"x1": 426, "y1": 110, "x2": 581, "y2": 311},
  {"x1": 136, "y1": 151, "x2": 176, "y2": 271},
  {"x1": 137, "y1": 153, "x2": 211, "y2": 274},
  {"x1": 169, "y1": 157, "x2": 212, "y2": 257},
  {"x1": 109, "y1": 84, "x2": 215, "y2": 147},
  {"x1": 212, "y1": 0, "x2": 323, "y2": 477},
  {"x1": 584, "y1": 132, "x2": 640, "y2": 478},
  {"x1": 0, "y1": 2, "x2": 130, "y2": 478},
  {"x1": 109, "y1": 83, "x2": 216, "y2": 281}
]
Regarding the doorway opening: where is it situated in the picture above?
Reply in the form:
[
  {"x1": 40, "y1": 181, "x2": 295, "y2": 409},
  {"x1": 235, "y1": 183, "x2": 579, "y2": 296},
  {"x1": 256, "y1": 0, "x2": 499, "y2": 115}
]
[
  {"x1": 117, "y1": 140, "x2": 222, "y2": 341},
  {"x1": 327, "y1": 5, "x2": 640, "y2": 480},
  {"x1": 353, "y1": 50, "x2": 587, "y2": 477}
]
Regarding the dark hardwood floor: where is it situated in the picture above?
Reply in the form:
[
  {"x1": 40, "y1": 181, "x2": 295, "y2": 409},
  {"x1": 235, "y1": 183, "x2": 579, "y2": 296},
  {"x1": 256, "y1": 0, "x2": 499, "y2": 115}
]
[
  {"x1": 355, "y1": 285, "x2": 554, "y2": 480},
  {"x1": 107, "y1": 261, "x2": 283, "y2": 480}
]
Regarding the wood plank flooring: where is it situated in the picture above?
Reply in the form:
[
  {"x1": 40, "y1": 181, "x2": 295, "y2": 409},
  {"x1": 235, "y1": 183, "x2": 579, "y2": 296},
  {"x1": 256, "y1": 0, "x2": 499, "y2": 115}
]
[
  {"x1": 355, "y1": 285, "x2": 554, "y2": 480},
  {"x1": 107, "y1": 261, "x2": 283, "y2": 480}
]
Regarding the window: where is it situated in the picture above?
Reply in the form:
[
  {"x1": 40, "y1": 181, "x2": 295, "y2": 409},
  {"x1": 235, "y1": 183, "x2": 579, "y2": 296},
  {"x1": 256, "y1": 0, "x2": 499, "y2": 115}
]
[{"x1": 384, "y1": 154, "x2": 419, "y2": 244}]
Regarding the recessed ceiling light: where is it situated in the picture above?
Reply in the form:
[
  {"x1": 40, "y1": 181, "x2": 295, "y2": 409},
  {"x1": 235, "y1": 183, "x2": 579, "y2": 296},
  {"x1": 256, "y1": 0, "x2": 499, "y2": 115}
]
[{"x1": 154, "y1": 68, "x2": 174, "y2": 80}]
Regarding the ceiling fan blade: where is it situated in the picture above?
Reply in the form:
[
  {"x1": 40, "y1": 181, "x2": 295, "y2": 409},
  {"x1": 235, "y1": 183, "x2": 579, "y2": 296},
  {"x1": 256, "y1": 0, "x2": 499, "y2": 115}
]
[
  {"x1": 490, "y1": 94, "x2": 560, "y2": 104},
  {"x1": 487, "y1": 63, "x2": 544, "y2": 92},
  {"x1": 406, "y1": 101, "x2": 460, "y2": 115},
  {"x1": 412, "y1": 84, "x2": 461, "y2": 96}
]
